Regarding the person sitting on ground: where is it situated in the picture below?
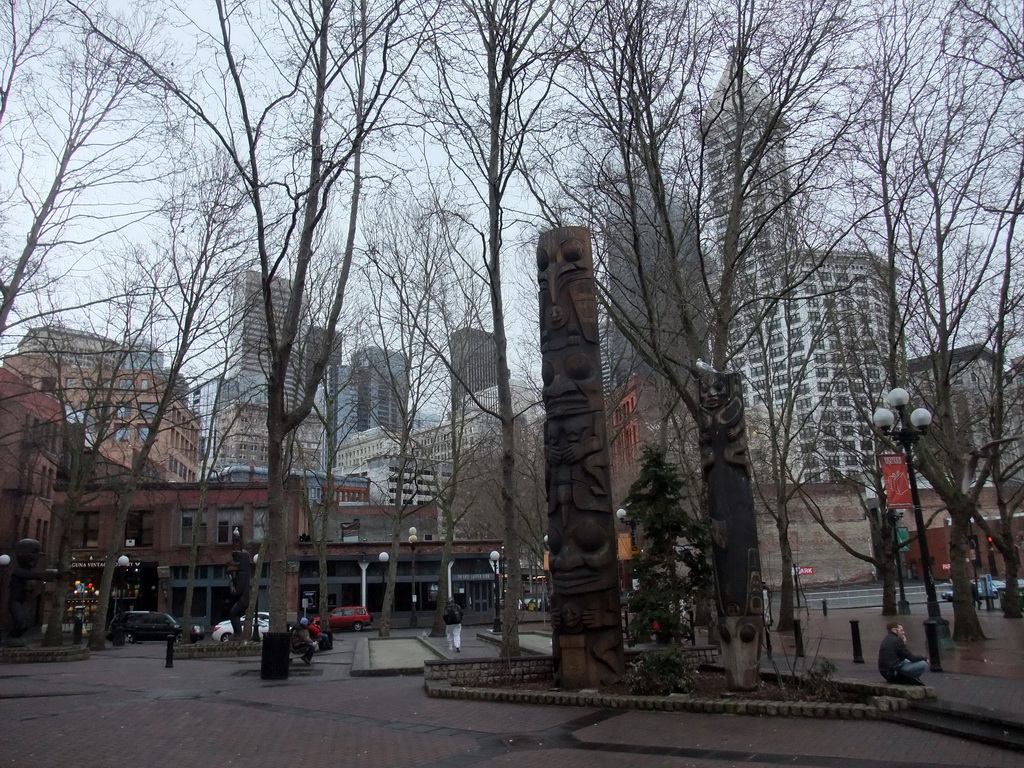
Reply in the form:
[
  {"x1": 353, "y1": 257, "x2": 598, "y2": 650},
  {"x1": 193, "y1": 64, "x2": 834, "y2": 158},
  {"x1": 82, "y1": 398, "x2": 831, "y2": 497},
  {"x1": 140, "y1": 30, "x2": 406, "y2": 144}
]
[
  {"x1": 878, "y1": 621, "x2": 927, "y2": 685},
  {"x1": 291, "y1": 617, "x2": 316, "y2": 665}
]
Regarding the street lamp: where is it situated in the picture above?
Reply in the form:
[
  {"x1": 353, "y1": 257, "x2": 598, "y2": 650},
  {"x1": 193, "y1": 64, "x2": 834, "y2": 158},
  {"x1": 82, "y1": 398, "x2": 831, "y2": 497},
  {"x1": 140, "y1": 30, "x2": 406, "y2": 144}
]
[
  {"x1": 615, "y1": 508, "x2": 635, "y2": 594},
  {"x1": 408, "y1": 527, "x2": 419, "y2": 628},
  {"x1": 489, "y1": 549, "x2": 502, "y2": 633},
  {"x1": 873, "y1": 387, "x2": 951, "y2": 671},
  {"x1": 115, "y1": 554, "x2": 130, "y2": 617},
  {"x1": 890, "y1": 510, "x2": 911, "y2": 615},
  {"x1": 378, "y1": 551, "x2": 389, "y2": 614}
]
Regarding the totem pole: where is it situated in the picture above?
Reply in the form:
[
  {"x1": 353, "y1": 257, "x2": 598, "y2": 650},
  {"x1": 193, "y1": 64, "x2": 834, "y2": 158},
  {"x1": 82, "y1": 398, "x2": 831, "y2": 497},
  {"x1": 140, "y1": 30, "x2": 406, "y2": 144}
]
[
  {"x1": 538, "y1": 226, "x2": 624, "y2": 689},
  {"x1": 699, "y1": 369, "x2": 764, "y2": 690}
]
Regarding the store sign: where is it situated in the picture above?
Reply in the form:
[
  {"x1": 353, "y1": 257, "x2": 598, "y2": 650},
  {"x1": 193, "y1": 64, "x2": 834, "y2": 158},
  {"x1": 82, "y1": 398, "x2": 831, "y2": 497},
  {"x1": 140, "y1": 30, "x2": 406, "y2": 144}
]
[
  {"x1": 794, "y1": 566, "x2": 815, "y2": 576},
  {"x1": 880, "y1": 453, "x2": 913, "y2": 508}
]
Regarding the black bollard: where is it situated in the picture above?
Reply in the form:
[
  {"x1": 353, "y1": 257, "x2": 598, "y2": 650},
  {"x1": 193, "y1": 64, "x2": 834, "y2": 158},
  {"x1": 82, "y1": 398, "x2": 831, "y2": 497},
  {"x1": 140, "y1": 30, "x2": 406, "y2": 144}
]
[
  {"x1": 923, "y1": 620, "x2": 943, "y2": 672},
  {"x1": 794, "y1": 619, "x2": 805, "y2": 658},
  {"x1": 112, "y1": 625, "x2": 125, "y2": 647},
  {"x1": 850, "y1": 619, "x2": 864, "y2": 663},
  {"x1": 72, "y1": 616, "x2": 83, "y2": 646},
  {"x1": 165, "y1": 634, "x2": 175, "y2": 668},
  {"x1": 822, "y1": 599, "x2": 828, "y2": 616}
]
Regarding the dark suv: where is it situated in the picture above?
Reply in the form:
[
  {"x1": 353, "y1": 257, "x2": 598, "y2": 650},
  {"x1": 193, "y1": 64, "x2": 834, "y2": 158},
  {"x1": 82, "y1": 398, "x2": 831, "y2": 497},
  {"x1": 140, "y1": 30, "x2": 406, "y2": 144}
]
[{"x1": 106, "y1": 611, "x2": 203, "y2": 644}]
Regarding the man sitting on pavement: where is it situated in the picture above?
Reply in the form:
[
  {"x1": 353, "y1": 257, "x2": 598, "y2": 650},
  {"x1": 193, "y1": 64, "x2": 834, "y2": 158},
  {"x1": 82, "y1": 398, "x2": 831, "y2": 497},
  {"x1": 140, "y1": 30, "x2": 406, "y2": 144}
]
[{"x1": 878, "y1": 621, "x2": 928, "y2": 685}]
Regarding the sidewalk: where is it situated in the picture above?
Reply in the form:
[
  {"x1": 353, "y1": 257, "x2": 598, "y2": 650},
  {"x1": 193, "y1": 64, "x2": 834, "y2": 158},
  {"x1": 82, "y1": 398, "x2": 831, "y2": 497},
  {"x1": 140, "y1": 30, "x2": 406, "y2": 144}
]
[{"x1": 2, "y1": 615, "x2": 1022, "y2": 767}]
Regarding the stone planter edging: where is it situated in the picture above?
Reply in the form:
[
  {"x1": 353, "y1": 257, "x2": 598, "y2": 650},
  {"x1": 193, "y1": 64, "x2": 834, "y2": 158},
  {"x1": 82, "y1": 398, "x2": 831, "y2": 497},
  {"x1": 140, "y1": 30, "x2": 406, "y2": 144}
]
[
  {"x1": 424, "y1": 677, "x2": 913, "y2": 719},
  {"x1": 175, "y1": 641, "x2": 263, "y2": 659},
  {"x1": 423, "y1": 654, "x2": 930, "y2": 718},
  {"x1": 0, "y1": 645, "x2": 90, "y2": 664}
]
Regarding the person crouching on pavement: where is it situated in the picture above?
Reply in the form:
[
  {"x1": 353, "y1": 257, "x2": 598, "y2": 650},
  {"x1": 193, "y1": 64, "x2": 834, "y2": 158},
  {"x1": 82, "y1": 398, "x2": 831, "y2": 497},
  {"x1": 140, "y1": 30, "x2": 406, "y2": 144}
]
[
  {"x1": 291, "y1": 617, "x2": 316, "y2": 665},
  {"x1": 878, "y1": 621, "x2": 927, "y2": 685},
  {"x1": 443, "y1": 598, "x2": 463, "y2": 652}
]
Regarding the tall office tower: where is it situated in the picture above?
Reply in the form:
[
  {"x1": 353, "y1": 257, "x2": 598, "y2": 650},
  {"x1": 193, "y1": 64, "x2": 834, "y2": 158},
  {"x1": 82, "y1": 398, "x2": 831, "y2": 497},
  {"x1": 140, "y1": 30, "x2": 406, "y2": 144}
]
[
  {"x1": 213, "y1": 270, "x2": 323, "y2": 471},
  {"x1": 328, "y1": 346, "x2": 408, "y2": 442},
  {"x1": 703, "y1": 61, "x2": 886, "y2": 481},
  {"x1": 449, "y1": 327, "x2": 498, "y2": 405},
  {"x1": 226, "y1": 270, "x2": 299, "y2": 405}
]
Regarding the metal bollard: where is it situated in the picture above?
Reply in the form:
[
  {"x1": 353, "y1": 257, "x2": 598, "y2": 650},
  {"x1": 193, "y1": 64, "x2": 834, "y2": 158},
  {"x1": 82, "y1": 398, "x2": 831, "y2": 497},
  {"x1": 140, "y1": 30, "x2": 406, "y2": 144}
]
[
  {"x1": 923, "y1": 620, "x2": 943, "y2": 672},
  {"x1": 822, "y1": 599, "x2": 828, "y2": 616},
  {"x1": 850, "y1": 619, "x2": 864, "y2": 663},
  {"x1": 794, "y1": 619, "x2": 805, "y2": 658},
  {"x1": 72, "y1": 616, "x2": 83, "y2": 646},
  {"x1": 165, "y1": 634, "x2": 175, "y2": 668}
]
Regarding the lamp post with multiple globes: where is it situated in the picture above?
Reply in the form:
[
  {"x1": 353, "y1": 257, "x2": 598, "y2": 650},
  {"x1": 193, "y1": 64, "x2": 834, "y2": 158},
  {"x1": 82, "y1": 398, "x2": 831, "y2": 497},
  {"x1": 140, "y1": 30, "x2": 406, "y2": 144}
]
[{"x1": 872, "y1": 387, "x2": 951, "y2": 671}]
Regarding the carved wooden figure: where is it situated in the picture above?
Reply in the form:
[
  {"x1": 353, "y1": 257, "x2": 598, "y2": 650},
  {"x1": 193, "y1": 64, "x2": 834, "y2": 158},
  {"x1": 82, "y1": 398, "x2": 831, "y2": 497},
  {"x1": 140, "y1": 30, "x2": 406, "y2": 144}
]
[
  {"x1": 699, "y1": 370, "x2": 764, "y2": 690},
  {"x1": 538, "y1": 226, "x2": 624, "y2": 689}
]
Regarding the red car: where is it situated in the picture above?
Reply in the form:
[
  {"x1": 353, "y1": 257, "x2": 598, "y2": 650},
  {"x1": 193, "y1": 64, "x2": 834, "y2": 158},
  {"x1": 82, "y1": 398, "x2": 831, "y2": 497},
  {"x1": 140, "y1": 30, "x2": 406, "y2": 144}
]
[{"x1": 327, "y1": 606, "x2": 372, "y2": 631}]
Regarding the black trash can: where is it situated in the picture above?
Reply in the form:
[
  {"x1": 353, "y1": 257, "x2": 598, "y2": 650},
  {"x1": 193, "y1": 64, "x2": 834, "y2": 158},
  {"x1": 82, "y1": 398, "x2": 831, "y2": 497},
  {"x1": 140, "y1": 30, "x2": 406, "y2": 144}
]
[{"x1": 261, "y1": 632, "x2": 291, "y2": 680}]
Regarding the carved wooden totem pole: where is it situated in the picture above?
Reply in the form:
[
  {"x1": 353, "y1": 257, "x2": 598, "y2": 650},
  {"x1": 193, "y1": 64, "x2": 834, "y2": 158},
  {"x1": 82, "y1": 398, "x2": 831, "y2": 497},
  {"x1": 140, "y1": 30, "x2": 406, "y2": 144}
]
[
  {"x1": 699, "y1": 370, "x2": 764, "y2": 690},
  {"x1": 538, "y1": 226, "x2": 624, "y2": 689}
]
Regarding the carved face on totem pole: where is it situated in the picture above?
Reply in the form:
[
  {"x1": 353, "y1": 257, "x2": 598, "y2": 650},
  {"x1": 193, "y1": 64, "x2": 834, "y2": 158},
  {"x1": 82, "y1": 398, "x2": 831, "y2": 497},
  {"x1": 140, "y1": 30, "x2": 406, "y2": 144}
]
[{"x1": 538, "y1": 227, "x2": 624, "y2": 688}]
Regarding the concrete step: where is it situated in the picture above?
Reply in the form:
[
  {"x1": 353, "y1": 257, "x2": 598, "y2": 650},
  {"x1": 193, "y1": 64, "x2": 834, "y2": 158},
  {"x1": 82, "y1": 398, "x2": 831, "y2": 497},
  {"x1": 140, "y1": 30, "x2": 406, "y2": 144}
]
[{"x1": 883, "y1": 699, "x2": 1024, "y2": 753}]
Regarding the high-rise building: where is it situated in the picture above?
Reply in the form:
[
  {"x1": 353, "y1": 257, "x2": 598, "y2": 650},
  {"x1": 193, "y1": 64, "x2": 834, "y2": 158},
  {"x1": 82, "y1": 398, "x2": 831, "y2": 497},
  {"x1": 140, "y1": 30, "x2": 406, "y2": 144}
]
[
  {"x1": 449, "y1": 327, "x2": 498, "y2": 404},
  {"x1": 704, "y1": 61, "x2": 885, "y2": 481},
  {"x1": 211, "y1": 270, "x2": 325, "y2": 471},
  {"x1": 327, "y1": 346, "x2": 408, "y2": 444}
]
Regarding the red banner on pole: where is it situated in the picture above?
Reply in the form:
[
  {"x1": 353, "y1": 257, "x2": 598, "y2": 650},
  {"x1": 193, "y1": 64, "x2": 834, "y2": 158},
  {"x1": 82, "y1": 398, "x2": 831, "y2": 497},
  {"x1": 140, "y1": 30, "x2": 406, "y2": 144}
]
[{"x1": 880, "y1": 453, "x2": 913, "y2": 508}]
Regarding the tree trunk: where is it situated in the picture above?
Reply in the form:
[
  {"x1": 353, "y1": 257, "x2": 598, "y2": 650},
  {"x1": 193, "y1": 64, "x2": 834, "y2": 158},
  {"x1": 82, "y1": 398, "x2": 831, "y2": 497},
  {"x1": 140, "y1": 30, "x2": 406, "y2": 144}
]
[{"x1": 948, "y1": 515, "x2": 985, "y2": 641}]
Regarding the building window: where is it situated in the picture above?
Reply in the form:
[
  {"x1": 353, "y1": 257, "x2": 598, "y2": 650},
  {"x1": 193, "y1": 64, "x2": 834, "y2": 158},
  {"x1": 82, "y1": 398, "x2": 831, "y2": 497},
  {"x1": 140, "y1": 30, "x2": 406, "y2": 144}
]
[
  {"x1": 137, "y1": 426, "x2": 150, "y2": 442},
  {"x1": 139, "y1": 379, "x2": 150, "y2": 390},
  {"x1": 70, "y1": 511, "x2": 100, "y2": 548},
  {"x1": 124, "y1": 510, "x2": 154, "y2": 547},
  {"x1": 116, "y1": 427, "x2": 131, "y2": 442},
  {"x1": 217, "y1": 508, "x2": 244, "y2": 544},
  {"x1": 119, "y1": 378, "x2": 133, "y2": 389},
  {"x1": 180, "y1": 509, "x2": 206, "y2": 545},
  {"x1": 252, "y1": 507, "x2": 267, "y2": 543}
]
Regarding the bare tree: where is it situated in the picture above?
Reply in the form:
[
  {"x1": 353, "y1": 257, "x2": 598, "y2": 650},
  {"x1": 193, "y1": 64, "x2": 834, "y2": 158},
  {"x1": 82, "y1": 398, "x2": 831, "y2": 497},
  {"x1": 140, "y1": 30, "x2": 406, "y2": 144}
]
[
  {"x1": 78, "y1": 0, "x2": 432, "y2": 632},
  {"x1": 539, "y1": 0, "x2": 866, "y2": 633},
  {"x1": 1, "y1": 3, "x2": 162, "y2": 341},
  {"x1": 851, "y1": 0, "x2": 1022, "y2": 640},
  {"x1": 420, "y1": 0, "x2": 569, "y2": 657}
]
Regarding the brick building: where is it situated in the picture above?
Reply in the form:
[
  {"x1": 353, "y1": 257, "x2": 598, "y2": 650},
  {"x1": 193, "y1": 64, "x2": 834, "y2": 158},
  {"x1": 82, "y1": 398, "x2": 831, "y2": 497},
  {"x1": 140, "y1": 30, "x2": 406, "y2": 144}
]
[{"x1": 49, "y1": 477, "x2": 500, "y2": 634}]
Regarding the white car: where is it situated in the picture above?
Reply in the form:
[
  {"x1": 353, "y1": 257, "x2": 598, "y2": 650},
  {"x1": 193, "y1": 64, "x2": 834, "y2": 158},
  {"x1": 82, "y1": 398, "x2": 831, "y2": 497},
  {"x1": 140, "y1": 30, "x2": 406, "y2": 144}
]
[{"x1": 211, "y1": 612, "x2": 270, "y2": 642}]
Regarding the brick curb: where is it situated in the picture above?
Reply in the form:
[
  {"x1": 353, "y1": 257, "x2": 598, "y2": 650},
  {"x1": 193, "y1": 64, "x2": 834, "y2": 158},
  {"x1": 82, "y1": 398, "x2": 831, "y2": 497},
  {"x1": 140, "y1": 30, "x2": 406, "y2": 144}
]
[
  {"x1": 0, "y1": 646, "x2": 90, "y2": 664},
  {"x1": 424, "y1": 678, "x2": 916, "y2": 718},
  {"x1": 174, "y1": 641, "x2": 263, "y2": 660}
]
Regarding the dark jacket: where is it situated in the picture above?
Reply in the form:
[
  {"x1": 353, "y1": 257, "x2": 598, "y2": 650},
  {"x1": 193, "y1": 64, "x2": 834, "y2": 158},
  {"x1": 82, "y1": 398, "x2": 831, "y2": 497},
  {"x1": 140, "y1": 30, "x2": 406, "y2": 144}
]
[
  {"x1": 877, "y1": 631, "x2": 926, "y2": 678},
  {"x1": 443, "y1": 603, "x2": 462, "y2": 626}
]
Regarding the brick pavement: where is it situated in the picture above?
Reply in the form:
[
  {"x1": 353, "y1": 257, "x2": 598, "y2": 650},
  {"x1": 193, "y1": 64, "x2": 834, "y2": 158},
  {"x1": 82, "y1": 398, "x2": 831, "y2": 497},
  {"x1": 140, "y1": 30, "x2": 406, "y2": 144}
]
[{"x1": 2, "y1": 618, "x2": 1021, "y2": 768}]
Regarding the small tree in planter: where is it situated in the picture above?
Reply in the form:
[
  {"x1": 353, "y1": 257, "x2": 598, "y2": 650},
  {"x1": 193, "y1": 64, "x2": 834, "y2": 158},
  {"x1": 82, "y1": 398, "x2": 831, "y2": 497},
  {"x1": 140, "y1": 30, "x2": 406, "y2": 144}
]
[{"x1": 624, "y1": 446, "x2": 711, "y2": 645}]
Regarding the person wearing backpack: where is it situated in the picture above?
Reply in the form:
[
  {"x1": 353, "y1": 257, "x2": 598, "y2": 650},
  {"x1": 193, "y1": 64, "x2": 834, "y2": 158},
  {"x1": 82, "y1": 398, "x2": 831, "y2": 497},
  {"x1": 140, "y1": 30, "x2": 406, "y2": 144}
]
[{"x1": 443, "y1": 598, "x2": 463, "y2": 652}]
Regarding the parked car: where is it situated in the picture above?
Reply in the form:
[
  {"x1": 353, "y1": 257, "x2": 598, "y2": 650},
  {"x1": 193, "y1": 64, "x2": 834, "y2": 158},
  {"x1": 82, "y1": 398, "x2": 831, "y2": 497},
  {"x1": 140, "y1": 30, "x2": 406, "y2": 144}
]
[
  {"x1": 326, "y1": 606, "x2": 372, "y2": 631},
  {"x1": 106, "y1": 611, "x2": 204, "y2": 644},
  {"x1": 212, "y1": 612, "x2": 270, "y2": 642},
  {"x1": 940, "y1": 579, "x2": 1005, "y2": 601}
]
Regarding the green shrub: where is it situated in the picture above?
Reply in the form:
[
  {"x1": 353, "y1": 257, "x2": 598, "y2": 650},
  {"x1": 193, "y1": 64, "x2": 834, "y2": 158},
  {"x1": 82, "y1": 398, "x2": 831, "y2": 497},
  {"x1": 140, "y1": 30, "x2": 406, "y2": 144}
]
[{"x1": 624, "y1": 649, "x2": 698, "y2": 696}]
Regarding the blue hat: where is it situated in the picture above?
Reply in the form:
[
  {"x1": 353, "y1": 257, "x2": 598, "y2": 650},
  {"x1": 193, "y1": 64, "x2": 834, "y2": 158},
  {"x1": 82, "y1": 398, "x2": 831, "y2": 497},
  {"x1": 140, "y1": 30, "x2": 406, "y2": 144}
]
[{"x1": 299, "y1": 617, "x2": 309, "y2": 626}]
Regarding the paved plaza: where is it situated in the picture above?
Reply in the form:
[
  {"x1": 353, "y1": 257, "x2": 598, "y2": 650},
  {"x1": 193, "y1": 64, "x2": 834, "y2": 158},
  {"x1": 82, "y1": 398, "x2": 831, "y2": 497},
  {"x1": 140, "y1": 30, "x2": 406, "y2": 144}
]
[{"x1": 2, "y1": 607, "x2": 1022, "y2": 768}]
